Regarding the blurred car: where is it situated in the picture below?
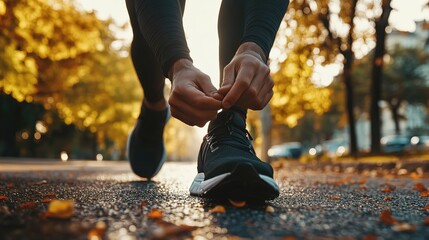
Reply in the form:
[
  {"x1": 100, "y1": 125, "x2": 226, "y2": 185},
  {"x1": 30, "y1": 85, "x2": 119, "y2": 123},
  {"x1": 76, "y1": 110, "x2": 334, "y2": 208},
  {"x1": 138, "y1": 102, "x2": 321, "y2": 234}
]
[
  {"x1": 268, "y1": 142, "x2": 303, "y2": 160},
  {"x1": 321, "y1": 139, "x2": 349, "y2": 157},
  {"x1": 407, "y1": 135, "x2": 429, "y2": 152},
  {"x1": 380, "y1": 135, "x2": 410, "y2": 153}
]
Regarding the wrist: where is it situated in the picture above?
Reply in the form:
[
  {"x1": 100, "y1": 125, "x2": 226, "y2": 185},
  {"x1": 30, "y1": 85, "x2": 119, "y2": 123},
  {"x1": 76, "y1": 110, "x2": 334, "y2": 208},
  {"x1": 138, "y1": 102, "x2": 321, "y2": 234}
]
[
  {"x1": 236, "y1": 42, "x2": 267, "y2": 63},
  {"x1": 168, "y1": 58, "x2": 193, "y2": 80}
]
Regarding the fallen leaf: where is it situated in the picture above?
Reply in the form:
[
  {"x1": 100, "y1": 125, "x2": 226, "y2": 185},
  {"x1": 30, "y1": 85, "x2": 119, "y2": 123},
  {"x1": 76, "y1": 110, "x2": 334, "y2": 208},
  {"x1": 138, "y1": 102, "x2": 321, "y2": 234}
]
[
  {"x1": 379, "y1": 210, "x2": 398, "y2": 225},
  {"x1": 362, "y1": 234, "x2": 377, "y2": 240},
  {"x1": 359, "y1": 178, "x2": 367, "y2": 184},
  {"x1": 329, "y1": 195, "x2": 341, "y2": 200},
  {"x1": 383, "y1": 197, "x2": 393, "y2": 201},
  {"x1": 420, "y1": 204, "x2": 429, "y2": 211},
  {"x1": 281, "y1": 236, "x2": 297, "y2": 240},
  {"x1": 87, "y1": 221, "x2": 107, "y2": 240},
  {"x1": 265, "y1": 206, "x2": 275, "y2": 213},
  {"x1": 41, "y1": 198, "x2": 57, "y2": 203},
  {"x1": 138, "y1": 201, "x2": 147, "y2": 210},
  {"x1": 6, "y1": 183, "x2": 14, "y2": 189},
  {"x1": 19, "y1": 202, "x2": 37, "y2": 210},
  {"x1": 423, "y1": 217, "x2": 429, "y2": 225},
  {"x1": 35, "y1": 180, "x2": 48, "y2": 185},
  {"x1": 147, "y1": 209, "x2": 163, "y2": 219},
  {"x1": 413, "y1": 183, "x2": 426, "y2": 192},
  {"x1": 229, "y1": 199, "x2": 246, "y2": 208},
  {"x1": 44, "y1": 193, "x2": 56, "y2": 198},
  {"x1": 46, "y1": 200, "x2": 74, "y2": 219},
  {"x1": 381, "y1": 186, "x2": 394, "y2": 193},
  {"x1": 410, "y1": 172, "x2": 421, "y2": 180},
  {"x1": 392, "y1": 223, "x2": 416, "y2": 232},
  {"x1": 360, "y1": 184, "x2": 368, "y2": 190},
  {"x1": 0, "y1": 196, "x2": 7, "y2": 201},
  {"x1": 151, "y1": 220, "x2": 196, "y2": 239},
  {"x1": 420, "y1": 191, "x2": 429, "y2": 197},
  {"x1": 209, "y1": 205, "x2": 226, "y2": 213}
]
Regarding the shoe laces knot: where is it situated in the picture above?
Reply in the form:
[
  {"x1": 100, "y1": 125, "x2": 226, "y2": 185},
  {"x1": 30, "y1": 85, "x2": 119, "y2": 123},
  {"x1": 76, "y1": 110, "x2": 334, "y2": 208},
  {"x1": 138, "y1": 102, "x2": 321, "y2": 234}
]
[{"x1": 205, "y1": 112, "x2": 254, "y2": 153}]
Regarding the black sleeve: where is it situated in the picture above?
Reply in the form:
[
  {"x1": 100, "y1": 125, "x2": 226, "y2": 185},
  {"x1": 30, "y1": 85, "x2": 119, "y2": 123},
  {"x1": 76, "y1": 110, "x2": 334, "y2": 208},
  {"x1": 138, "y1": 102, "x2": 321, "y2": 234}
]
[
  {"x1": 242, "y1": 0, "x2": 289, "y2": 59},
  {"x1": 134, "y1": 0, "x2": 192, "y2": 77}
]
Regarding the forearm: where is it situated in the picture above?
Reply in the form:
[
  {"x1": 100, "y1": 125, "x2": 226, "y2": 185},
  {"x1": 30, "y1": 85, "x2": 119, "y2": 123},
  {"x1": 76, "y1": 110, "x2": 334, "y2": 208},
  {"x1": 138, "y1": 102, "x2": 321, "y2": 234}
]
[
  {"x1": 241, "y1": 0, "x2": 289, "y2": 60},
  {"x1": 134, "y1": 0, "x2": 192, "y2": 77}
]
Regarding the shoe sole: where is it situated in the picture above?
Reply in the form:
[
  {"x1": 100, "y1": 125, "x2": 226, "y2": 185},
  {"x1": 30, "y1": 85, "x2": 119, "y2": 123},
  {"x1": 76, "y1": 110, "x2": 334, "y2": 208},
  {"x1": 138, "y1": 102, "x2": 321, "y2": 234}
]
[{"x1": 189, "y1": 163, "x2": 279, "y2": 202}]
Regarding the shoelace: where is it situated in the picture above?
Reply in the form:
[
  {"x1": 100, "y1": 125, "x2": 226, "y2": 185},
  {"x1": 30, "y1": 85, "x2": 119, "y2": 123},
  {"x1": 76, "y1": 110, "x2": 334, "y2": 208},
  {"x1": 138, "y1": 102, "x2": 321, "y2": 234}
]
[{"x1": 205, "y1": 113, "x2": 254, "y2": 153}]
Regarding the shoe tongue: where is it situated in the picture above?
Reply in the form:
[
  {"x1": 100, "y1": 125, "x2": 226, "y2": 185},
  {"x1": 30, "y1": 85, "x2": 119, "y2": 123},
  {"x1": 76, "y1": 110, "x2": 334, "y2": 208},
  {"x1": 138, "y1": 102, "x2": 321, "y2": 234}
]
[{"x1": 208, "y1": 109, "x2": 246, "y2": 131}]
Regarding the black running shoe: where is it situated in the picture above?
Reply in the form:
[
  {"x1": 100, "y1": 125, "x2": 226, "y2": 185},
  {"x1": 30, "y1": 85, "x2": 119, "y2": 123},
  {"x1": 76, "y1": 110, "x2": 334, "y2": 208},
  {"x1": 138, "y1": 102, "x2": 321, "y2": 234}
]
[
  {"x1": 189, "y1": 109, "x2": 279, "y2": 201},
  {"x1": 127, "y1": 105, "x2": 170, "y2": 179}
]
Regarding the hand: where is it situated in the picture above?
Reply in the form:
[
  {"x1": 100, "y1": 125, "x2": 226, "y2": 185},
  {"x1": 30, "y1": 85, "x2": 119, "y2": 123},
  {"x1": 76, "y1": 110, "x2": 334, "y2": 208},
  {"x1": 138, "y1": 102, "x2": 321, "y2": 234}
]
[
  {"x1": 218, "y1": 42, "x2": 274, "y2": 110},
  {"x1": 168, "y1": 59, "x2": 222, "y2": 127}
]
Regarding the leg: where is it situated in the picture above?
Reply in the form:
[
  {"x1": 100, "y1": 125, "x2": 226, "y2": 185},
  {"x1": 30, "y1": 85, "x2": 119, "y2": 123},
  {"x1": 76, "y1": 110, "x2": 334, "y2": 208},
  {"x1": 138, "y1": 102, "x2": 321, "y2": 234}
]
[
  {"x1": 217, "y1": 0, "x2": 245, "y2": 86},
  {"x1": 125, "y1": 0, "x2": 186, "y2": 179},
  {"x1": 126, "y1": 0, "x2": 187, "y2": 109},
  {"x1": 189, "y1": 0, "x2": 280, "y2": 201}
]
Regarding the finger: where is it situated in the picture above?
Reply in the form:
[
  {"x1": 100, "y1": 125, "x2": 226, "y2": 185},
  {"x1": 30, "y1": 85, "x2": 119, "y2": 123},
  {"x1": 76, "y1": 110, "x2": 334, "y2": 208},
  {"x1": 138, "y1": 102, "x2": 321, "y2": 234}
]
[
  {"x1": 255, "y1": 77, "x2": 274, "y2": 107},
  {"x1": 222, "y1": 66, "x2": 254, "y2": 109},
  {"x1": 169, "y1": 97, "x2": 218, "y2": 125},
  {"x1": 218, "y1": 65, "x2": 235, "y2": 96},
  {"x1": 197, "y1": 77, "x2": 219, "y2": 98},
  {"x1": 177, "y1": 85, "x2": 222, "y2": 110}
]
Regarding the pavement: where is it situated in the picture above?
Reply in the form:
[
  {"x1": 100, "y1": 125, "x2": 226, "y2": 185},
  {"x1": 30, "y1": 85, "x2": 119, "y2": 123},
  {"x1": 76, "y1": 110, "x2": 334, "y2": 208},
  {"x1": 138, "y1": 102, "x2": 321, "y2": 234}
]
[{"x1": 1, "y1": 159, "x2": 429, "y2": 240}]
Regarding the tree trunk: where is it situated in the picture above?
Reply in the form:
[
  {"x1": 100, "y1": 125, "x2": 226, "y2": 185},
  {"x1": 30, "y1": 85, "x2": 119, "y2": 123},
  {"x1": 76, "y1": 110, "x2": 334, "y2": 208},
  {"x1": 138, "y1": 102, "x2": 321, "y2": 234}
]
[
  {"x1": 370, "y1": 0, "x2": 393, "y2": 153},
  {"x1": 343, "y1": 50, "x2": 358, "y2": 156},
  {"x1": 259, "y1": 104, "x2": 272, "y2": 162},
  {"x1": 388, "y1": 99, "x2": 402, "y2": 135},
  {"x1": 344, "y1": 0, "x2": 359, "y2": 157}
]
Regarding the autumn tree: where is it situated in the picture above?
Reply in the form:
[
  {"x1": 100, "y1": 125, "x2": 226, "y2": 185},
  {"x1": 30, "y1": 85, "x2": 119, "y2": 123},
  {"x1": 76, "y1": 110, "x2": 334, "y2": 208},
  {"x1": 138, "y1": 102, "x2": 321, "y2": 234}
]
[{"x1": 0, "y1": 0, "x2": 141, "y2": 157}]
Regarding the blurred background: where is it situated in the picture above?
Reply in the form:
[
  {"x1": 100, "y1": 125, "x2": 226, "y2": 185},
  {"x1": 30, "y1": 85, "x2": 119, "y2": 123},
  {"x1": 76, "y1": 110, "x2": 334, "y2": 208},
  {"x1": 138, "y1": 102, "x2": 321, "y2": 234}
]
[{"x1": 0, "y1": 0, "x2": 428, "y2": 163}]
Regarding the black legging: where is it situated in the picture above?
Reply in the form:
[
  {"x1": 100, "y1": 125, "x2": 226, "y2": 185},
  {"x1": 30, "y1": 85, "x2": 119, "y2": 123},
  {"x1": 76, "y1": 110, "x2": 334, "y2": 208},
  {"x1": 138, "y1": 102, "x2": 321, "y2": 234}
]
[{"x1": 125, "y1": 0, "x2": 288, "y2": 104}]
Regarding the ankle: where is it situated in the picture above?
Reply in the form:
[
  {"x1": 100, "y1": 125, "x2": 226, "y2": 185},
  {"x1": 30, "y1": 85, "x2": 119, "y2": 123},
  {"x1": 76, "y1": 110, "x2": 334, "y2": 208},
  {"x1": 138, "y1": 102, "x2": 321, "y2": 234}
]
[{"x1": 143, "y1": 99, "x2": 167, "y2": 111}]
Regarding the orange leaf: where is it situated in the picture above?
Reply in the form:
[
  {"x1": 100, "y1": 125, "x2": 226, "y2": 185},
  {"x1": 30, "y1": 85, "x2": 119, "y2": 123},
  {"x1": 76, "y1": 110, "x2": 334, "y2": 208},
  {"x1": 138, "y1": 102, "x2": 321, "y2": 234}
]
[
  {"x1": 383, "y1": 197, "x2": 393, "y2": 201},
  {"x1": 413, "y1": 183, "x2": 426, "y2": 192},
  {"x1": 0, "y1": 196, "x2": 7, "y2": 201},
  {"x1": 392, "y1": 223, "x2": 416, "y2": 232},
  {"x1": 229, "y1": 199, "x2": 246, "y2": 208},
  {"x1": 19, "y1": 202, "x2": 37, "y2": 209},
  {"x1": 209, "y1": 205, "x2": 226, "y2": 213},
  {"x1": 381, "y1": 186, "x2": 394, "y2": 193},
  {"x1": 281, "y1": 236, "x2": 297, "y2": 240},
  {"x1": 147, "y1": 209, "x2": 163, "y2": 219},
  {"x1": 151, "y1": 221, "x2": 196, "y2": 239},
  {"x1": 362, "y1": 234, "x2": 377, "y2": 240},
  {"x1": 410, "y1": 172, "x2": 421, "y2": 180},
  {"x1": 420, "y1": 191, "x2": 429, "y2": 197},
  {"x1": 360, "y1": 184, "x2": 368, "y2": 190},
  {"x1": 359, "y1": 178, "x2": 367, "y2": 184},
  {"x1": 379, "y1": 210, "x2": 398, "y2": 225}
]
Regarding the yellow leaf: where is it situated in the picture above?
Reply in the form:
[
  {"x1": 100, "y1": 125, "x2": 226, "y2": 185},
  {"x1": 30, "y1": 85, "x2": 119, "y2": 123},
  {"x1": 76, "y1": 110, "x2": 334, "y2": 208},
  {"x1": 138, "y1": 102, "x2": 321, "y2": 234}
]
[{"x1": 46, "y1": 200, "x2": 74, "y2": 219}]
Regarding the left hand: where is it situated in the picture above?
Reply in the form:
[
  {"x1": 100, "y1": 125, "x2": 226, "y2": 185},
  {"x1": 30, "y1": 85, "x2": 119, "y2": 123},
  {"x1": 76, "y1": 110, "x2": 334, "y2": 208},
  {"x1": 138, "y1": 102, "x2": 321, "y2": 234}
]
[{"x1": 217, "y1": 42, "x2": 274, "y2": 110}]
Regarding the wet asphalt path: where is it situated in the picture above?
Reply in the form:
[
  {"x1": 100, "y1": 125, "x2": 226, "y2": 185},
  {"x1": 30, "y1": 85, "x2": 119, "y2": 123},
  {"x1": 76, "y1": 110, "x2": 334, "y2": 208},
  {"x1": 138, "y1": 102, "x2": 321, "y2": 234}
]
[{"x1": 0, "y1": 159, "x2": 429, "y2": 240}]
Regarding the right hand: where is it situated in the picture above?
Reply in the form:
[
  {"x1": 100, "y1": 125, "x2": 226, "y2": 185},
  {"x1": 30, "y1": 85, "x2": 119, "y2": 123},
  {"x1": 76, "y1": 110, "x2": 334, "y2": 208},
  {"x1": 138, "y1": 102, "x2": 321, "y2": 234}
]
[{"x1": 168, "y1": 59, "x2": 222, "y2": 127}]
